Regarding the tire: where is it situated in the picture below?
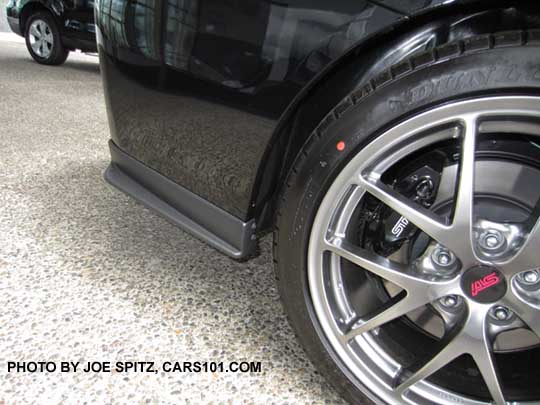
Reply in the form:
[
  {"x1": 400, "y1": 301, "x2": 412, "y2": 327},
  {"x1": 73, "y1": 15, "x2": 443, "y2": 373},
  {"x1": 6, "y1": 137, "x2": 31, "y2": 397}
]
[
  {"x1": 25, "y1": 11, "x2": 69, "y2": 65},
  {"x1": 274, "y1": 30, "x2": 540, "y2": 405}
]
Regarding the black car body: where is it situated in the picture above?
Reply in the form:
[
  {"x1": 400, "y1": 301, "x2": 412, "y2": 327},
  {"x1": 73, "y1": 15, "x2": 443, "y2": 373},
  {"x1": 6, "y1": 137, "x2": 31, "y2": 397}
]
[
  {"x1": 6, "y1": 0, "x2": 96, "y2": 57},
  {"x1": 96, "y1": 0, "x2": 537, "y2": 258},
  {"x1": 96, "y1": 0, "x2": 540, "y2": 403}
]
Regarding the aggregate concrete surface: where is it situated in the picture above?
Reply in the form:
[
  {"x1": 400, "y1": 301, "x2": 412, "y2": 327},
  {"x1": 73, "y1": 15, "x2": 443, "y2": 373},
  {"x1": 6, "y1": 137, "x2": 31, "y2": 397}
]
[{"x1": 0, "y1": 38, "x2": 347, "y2": 404}]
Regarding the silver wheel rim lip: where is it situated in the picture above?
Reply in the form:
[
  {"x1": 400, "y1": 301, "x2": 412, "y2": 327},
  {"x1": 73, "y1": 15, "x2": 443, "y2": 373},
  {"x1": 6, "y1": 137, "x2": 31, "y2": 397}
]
[
  {"x1": 29, "y1": 19, "x2": 53, "y2": 58},
  {"x1": 308, "y1": 96, "x2": 540, "y2": 405}
]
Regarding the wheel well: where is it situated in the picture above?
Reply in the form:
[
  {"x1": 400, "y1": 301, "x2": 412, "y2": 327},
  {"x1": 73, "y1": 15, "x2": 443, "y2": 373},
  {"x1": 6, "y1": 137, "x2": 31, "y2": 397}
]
[
  {"x1": 250, "y1": 1, "x2": 540, "y2": 231},
  {"x1": 20, "y1": 2, "x2": 49, "y2": 34}
]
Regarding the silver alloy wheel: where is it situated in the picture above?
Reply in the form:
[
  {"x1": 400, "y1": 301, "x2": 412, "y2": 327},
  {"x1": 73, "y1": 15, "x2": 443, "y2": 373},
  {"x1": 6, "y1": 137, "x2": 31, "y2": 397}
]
[
  {"x1": 308, "y1": 96, "x2": 540, "y2": 405},
  {"x1": 28, "y1": 19, "x2": 53, "y2": 58}
]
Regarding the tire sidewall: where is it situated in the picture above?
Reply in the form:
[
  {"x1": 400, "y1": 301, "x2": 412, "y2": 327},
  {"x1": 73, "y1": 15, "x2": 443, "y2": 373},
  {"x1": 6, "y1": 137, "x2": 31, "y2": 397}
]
[{"x1": 275, "y1": 45, "x2": 540, "y2": 404}]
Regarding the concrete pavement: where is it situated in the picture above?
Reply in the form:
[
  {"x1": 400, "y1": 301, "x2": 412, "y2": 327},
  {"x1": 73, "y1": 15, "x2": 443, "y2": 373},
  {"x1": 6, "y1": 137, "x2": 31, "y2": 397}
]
[{"x1": 0, "y1": 37, "x2": 345, "y2": 404}]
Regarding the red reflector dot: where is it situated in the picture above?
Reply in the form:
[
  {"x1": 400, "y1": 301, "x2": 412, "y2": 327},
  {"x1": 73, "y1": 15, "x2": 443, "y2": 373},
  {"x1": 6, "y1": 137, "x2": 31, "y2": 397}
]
[{"x1": 336, "y1": 141, "x2": 346, "y2": 151}]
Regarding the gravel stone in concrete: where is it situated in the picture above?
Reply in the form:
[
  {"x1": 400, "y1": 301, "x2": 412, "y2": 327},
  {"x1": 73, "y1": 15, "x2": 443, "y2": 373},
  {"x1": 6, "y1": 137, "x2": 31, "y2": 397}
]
[{"x1": 0, "y1": 38, "x2": 347, "y2": 404}]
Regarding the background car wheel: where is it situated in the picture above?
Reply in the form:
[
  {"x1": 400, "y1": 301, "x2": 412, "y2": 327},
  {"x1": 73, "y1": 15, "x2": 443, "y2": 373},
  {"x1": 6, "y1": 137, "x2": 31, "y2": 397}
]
[
  {"x1": 275, "y1": 31, "x2": 540, "y2": 404},
  {"x1": 25, "y1": 12, "x2": 69, "y2": 65}
]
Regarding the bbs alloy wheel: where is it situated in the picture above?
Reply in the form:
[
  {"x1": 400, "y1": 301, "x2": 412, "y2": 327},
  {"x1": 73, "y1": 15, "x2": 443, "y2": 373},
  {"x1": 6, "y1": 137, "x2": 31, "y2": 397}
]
[
  {"x1": 275, "y1": 32, "x2": 540, "y2": 405},
  {"x1": 310, "y1": 96, "x2": 540, "y2": 404}
]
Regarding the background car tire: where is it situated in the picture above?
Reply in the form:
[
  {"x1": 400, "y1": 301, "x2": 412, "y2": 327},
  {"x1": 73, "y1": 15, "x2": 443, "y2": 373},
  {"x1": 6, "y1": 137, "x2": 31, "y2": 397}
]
[
  {"x1": 274, "y1": 31, "x2": 540, "y2": 404},
  {"x1": 25, "y1": 12, "x2": 69, "y2": 65}
]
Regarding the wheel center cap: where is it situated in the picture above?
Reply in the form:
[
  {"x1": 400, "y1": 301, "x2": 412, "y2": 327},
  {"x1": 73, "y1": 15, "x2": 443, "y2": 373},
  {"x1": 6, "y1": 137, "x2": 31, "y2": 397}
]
[{"x1": 461, "y1": 266, "x2": 506, "y2": 303}]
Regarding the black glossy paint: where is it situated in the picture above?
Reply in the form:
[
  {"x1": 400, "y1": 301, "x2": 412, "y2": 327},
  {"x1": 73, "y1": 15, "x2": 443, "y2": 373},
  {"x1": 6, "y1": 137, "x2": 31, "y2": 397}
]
[
  {"x1": 97, "y1": 0, "x2": 403, "y2": 220},
  {"x1": 6, "y1": 0, "x2": 96, "y2": 51},
  {"x1": 96, "y1": 0, "x2": 539, "y2": 227}
]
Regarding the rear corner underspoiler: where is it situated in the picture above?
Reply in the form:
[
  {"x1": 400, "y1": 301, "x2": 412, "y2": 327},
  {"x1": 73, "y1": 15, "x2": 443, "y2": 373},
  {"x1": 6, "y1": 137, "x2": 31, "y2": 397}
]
[{"x1": 105, "y1": 141, "x2": 257, "y2": 259}]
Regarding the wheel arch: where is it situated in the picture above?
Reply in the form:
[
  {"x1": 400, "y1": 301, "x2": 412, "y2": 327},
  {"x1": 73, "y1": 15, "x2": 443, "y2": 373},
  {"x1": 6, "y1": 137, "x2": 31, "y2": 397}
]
[
  {"x1": 249, "y1": 0, "x2": 540, "y2": 230},
  {"x1": 19, "y1": 0, "x2": 56, "y2": 34}
]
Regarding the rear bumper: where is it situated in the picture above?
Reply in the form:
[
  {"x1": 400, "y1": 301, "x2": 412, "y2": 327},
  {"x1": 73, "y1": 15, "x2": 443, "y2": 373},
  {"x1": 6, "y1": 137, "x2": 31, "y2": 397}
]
[
  {"x1": 104, "y1": 141, "x2": 257, "y2": 259},
  {"x1": 6, "y1": 0, "x2": 22, "y2": 36},
  {"x1": 7, "y1": 15, "x2": 22, "y2": 36}
]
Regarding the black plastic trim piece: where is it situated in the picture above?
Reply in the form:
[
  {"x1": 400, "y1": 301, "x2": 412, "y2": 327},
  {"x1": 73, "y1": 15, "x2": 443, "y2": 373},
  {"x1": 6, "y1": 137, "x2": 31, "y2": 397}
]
[{"x1": 105, "y1": 141, "x2": 257, "y2": 259}]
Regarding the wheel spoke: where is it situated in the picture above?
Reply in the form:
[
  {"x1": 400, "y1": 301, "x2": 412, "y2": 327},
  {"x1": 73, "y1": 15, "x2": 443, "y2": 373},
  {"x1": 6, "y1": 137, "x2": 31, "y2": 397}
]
[
  {"x1": 501, "y1": 293, "x2": 540, "y2": 339},
  {"x1": 517, "y1": 309, "x2": 540, "y2": 340},
  {"x1": 31, "y1": 39, "x2": 41, "y2": 54},
  {"x1": 30, "y1": 24, "x2": 40, "y2": 38},
  {"x1": 324, "y1": 237, "x2": 432, "y2": 290},
  {"x1": 397, "y1": 308, "x2": 506, "y2": 404},
  {"x1": 500, "y1": 218, "x2": 540, "y2": 277},
  {"x1": 471, "y1": 340, "x2": 506, "y2": 405},
  {"x1": 450, "y1": 116, "x2": 478, "y2": 264},
  {"x1": 359, "y1": 175, "x2": 451, "y2": 246},
  {"x1": 341, "y1": 292, "x2": 434, "y2": 342},
  {"x1": 396, "y1": 330, "x2": 465, "y2": 394},
  {"x1": 44, "y1": 32, "x2": 53, "y2": 44}
]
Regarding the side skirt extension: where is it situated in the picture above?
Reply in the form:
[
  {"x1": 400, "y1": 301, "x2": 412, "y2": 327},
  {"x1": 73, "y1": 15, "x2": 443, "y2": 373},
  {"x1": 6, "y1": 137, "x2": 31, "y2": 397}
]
[{"x1": 105, "y1": 141, "x2": 257, "y2": 259}]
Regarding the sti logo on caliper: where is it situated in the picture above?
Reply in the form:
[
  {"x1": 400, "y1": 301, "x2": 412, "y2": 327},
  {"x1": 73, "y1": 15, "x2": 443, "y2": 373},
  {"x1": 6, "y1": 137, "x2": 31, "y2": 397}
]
[
  {"x1": 391, "y1": 216, "x2": 409, "y2": 237},
  {"x1": 471, "y1": 272, "x2": 501, "y2": 297}
]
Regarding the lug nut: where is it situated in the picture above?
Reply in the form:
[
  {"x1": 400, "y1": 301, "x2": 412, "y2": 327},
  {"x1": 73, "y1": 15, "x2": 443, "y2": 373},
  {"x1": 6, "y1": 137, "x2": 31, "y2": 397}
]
[
  {"x1": 478, "y1": 229, "x2": 506, "y2": 252},
  {"x1": 440, "y1": 295, "x2": 459, "y2": 308},
  {"x1": 490, "y1": 306, "x2": 512, "y2": 322},
  {"x1": 431, "y1": 247, "x2": 456, "y2": 268},
  {"x1": 518, "y1": 270, "x2": 540, "y2": 285},
  {"x1": 486, "y1": 235, "x2": 499, "y2": 248},
  {"x1": 416, "y1": 178, "x2": 434, "y2": 199}
]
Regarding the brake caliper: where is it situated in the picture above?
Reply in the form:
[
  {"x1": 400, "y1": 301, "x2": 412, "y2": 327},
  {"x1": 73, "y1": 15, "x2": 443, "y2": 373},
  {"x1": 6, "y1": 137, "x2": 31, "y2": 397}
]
[{"x1": 361, "y1": 165, "x2": 441, "y2": 256}]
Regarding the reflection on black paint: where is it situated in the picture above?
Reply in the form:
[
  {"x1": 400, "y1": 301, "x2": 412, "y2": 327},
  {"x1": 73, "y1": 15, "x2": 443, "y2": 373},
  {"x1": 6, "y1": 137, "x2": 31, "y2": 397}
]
[
  {"x1": 96, "y1": 0, "x2": 401, "y2": 218},
  {"x1": 98, "y1": 0, "x2": 394, "y2": 88}
]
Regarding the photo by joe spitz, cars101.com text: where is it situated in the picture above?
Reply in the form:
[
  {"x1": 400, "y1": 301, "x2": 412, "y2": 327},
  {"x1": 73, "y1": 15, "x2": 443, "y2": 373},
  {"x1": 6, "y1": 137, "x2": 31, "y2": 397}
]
[{"x1": 4, "y1": 0, "x2": 540, "y2": 403}]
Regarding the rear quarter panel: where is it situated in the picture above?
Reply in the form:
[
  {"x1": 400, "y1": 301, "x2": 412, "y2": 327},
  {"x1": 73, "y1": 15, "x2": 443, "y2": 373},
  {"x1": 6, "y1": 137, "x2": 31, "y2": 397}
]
[{"x1": 96, "y1": 0, "x2": 403, "y2": 220}]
